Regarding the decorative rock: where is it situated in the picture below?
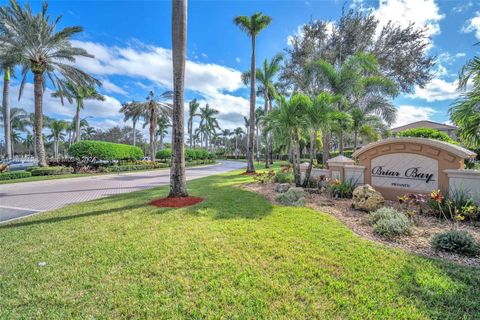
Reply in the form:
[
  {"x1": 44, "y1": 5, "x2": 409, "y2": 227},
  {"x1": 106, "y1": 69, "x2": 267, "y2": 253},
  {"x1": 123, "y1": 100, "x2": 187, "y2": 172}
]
[
  {"x1": 352, "y1": 184, "x2": 384, "y2": 212},
  {"x1": 274, "y1": 183, "x2": 291, "y2": 193}
]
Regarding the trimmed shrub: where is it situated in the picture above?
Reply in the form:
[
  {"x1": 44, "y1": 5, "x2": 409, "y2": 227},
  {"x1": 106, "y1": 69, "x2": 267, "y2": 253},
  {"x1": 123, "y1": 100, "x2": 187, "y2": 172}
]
[
  {"x1": 397, "y1": 128, "x2": 457, "y2": 144},
  {"x1": 432, "y1": 230, "x2": 479, "y2": 256},
  {"x1": 69, "y1": 141, "x2": 143, "y2": 160},
  {"x1": 275, "y1": 187, "x2": 306, "y2": 206},
  {"x1": 156, "y1": 149, "x2": 172, "y2": 161},
  {"x1": 327, "y1": 179, "x2": 356, "y2": 198},
  {"x1": 370, "y1": 207, "x2": 411, "y2": 238},
  {"x1": 274, "y1": 171, "x2": 294, "y2": 183},
  {"x1": 0, "y1": 171, "x2": 32, "y2": 180},
  {"x1": 30, "y1": 166, "x2": 73, "y2": 176}
]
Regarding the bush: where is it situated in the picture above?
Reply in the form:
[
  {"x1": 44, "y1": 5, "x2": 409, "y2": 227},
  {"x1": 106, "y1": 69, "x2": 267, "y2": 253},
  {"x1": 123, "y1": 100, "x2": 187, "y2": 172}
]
[
  {"x1": 69, "y1": 141, "x2": 143, "y2": 160},
  {"x1": 370, "y1": 207, "x2": 411, "y2": 238},
  {"x1": 397, "y1": 128, "x2": 457, "y2": 144},
  {"x1": 274, "y1": 171, "x2": 294, "y2": 183},
  {"x1": 432, "y1": 230, "x2": 479, "y2": 256},
  {"x1": 327, "y1": 179, "x2": 356, "y2": 198},
  {"x1": 156, "y1": 149, "x2": 172, "y2": 161},
  {"x1": 275, "y1": 187, "x2": 306, "y2": 206},
  {"x1": 30, "y1": 166, "x2": 73, "y2": 176},
  {"x1": 426, "y1": 189, "x2": 479, "y2": 221},
  {"x1": 0, "y1": 171, "x2": 32, "y2": 180},
  {"x1": 316, "y1": 150, "x2": 353, "y2": 163}
]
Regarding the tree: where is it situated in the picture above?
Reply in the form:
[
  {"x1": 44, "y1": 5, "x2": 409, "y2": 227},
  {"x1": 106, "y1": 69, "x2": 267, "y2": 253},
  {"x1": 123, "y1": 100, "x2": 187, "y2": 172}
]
[
  {"x1": 268, "y1": 94, "x2": 311, "y2": 186},
  {"x1": 187, "y1": 99, "x2": 200, "y2": 149},
  {"x1": 170, "y1": 0, "x2": 188, "y2": 197},
  {"x1": 220, "y1": 129, "x2": 233, "y2": 155},
  {"x1": 0, "y1": 0, "x2": 99, "y2": 166},
  {"x1": 81, "y1": 126, "x2": 97, "y2": 140},
  {"x1": 199, "y1": 104, "x2": 220, "y2": 150},
  {"x1": 233, "y1": 127, "x2": 244, "y2": 159},
  {"x1": 120, "y1": 101, "x2": 143, "y2": 146},
  {"x1": 234, "y1": 12, "x2": 272, "y2": 173},
  {"x1": 157, "y1": 115, "x2": 170, "y2": 150},
  {"x1": 449, "y1": 53, "x2": 480, "y2": 148},
  {"x1": 255, "y1": 107, "x2": 265, "y2": 162},
  {"x1": 52, "y1": 82, "x2": 104, "y2": 143},
  {"x1": 1, "y1": 67, "x2": 12, "y2": 159},
  {"x1": 48, "y1": 120, "x2": 67, "y2": 160}
]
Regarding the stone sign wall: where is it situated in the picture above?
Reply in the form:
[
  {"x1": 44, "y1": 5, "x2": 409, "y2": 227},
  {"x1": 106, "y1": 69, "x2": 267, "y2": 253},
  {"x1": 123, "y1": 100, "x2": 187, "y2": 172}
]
[{"x1": 352, "y1": 138, "x2": 476, "y2": 200}]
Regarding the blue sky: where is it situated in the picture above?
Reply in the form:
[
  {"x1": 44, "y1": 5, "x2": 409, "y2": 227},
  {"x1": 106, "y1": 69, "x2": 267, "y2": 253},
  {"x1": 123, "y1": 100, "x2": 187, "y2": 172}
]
[{"x1": 1, "y1": 0, "x2": 480, "y2": 140}]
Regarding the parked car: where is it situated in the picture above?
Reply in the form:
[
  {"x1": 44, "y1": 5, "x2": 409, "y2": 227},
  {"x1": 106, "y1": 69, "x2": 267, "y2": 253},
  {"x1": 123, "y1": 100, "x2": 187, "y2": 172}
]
[{"x1": 7, "y1": 160, "x2": 39, "y2": 171}]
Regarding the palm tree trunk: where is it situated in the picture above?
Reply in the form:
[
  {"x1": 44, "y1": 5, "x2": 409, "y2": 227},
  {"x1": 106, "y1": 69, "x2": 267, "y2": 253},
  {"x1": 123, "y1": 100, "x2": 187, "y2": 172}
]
[
  {"x1": 54, "y1": 138, "x2": 58, "y2": 160},
  {"x1": 293, "y1": 129, "x2": 301, "y2": 187},
  {"x1": 2, "y1": 67, "x2": 12, "y2": 160},
  {"x1": 235, "y1": 136, "x2": 238, "y2": 159},
  {"x1": 339, "y1": 129, "x2": 344, "y2": 155},
  {"x1": 322, "y1": 133, "x2": 330, "y2": 166},
  {"x1": 132, "y1": 119, "x2": 137, "y2": 146},
  {"x1": 188, "y1": 119, "x2": 193, "y2": 149},
  {"x1": 169, "y1": 0, "x2": 188, "y2": 197},
  {"x1": 354, "y1": 129, "x2": 358, "y2": 150},
  {"x1": 256, "y1": 125, "x2": 260, "y2": 162},
  {"x1": 150, "y1": 114, "x2": 155, "y2": 162},
  {"x1": 34, "y1": 72, "x2": 47, "y2": 167},
  {"x1": 303, "y1": 130, "x2": 317, "y2": 187},
  {"x1": 246, "y1": 35, "x2": 256, "y2": 173},
  {"x1": 75, "y1": 101, "x2": 81, "y2": 143}
]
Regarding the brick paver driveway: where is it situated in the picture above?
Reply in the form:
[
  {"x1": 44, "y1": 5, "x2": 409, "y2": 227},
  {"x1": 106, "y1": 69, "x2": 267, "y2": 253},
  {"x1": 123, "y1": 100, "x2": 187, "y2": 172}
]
[{"x1": 0, "y1": 161, "x2": 245, "y2": 223}]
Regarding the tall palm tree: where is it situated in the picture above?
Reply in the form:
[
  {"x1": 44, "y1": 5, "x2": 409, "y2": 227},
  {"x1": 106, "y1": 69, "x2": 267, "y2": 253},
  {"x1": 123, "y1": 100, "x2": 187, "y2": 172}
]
[
  {"x1": 199, "y1": 104, "x2": 220, "y2": 150},
  {"x1": 0, "y1": 0, "x2": 99, "y2": 166},
  {"x1": 449, "y1": 53, "x2": 480, "y2": 148},
  {"x1": 120, "y1": 101, "x2": 143, "y2": 146},
  {"x1": 23, "y1": 132, "x2": 33, "y2": 155},
  {"x1": 1, "y1": 66, "x2": 12, "y2": 159},
  {"x1": 52, "y1": 82, "x2": 104, "y2": 143},
  {"x1": 188, "y1": 99, "x2": 200, "y2": 149},
  {"x1": 220, "y1": 128, "x2": 233, "y2": 155},
  {"x1": 48, "y1": 120, "x2": 67, "y2": 160},
  {"x1": 305, "y1": 53, "x2": 397, "y2": 156},
  {"x1": 234, "y1": 12, "x2": 272, "y2": 173},
  {"x1": 157, "y1": 115, "x2": 170, "y2": 150},
  {"x1": 255, "y1": 107, "x2": 265, "y2": 162},
  {"x1": 10, "y1": 129, "x2": 22, "y2": 155},
  {"x1": 131, "y1": 91, "x2": 172, "y2": 161},
  {"x1": 82, "y1": 126, "x2": 97, "y2": 140},
  {"x1": 170, "y1": 0, "x2": 188, "y2": 197},
  {"x1": 233, "y1": 127, "x2": 244, "y2": 159}
]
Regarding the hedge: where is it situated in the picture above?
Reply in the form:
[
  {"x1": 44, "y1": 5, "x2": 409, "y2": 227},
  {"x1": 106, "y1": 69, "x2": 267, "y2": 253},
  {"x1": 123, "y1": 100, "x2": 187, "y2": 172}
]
[
  {"x1": 69, "y1": 141, "x2": 144, "y2": 160},
  {"x1": 105, "y1": 163, "x2": 169, "y2": 173},
  {"x1": 30, "y1": 166, "x2": 73, "y2": 176},
  {"x1": 0, "y1": 171, "x2": 32, "y2": 180},
  {"x1": 157, "y1": 148, "x2": 215, "y2": 161},
  {"x1": 156, "y1": 149, "x2": 172, "y2": 160},
  {"x1": 397, "y1": 128, "x2": 458, "y2": 144}
]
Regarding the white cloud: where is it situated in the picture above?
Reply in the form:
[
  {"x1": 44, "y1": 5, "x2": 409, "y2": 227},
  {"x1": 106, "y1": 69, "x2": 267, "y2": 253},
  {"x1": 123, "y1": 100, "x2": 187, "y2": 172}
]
[
  {"x1": 235, "y1": 57, "x2": 241, "y2": 63},
  {"x1": 101, "y1": 79, "x2": 127, "y2": 95},
  {"x1": 461, "y1": 11, "x2": 480, "y2": 40},
  {"x1": 393, "y1": 105, "x2": 436, "y2": 127},
  {"x1": 453, "y1": 1, "x2": 473, "y2": 13},
  {"x1": 410, "y1": 78, "x2": 459, "y2": 102}
]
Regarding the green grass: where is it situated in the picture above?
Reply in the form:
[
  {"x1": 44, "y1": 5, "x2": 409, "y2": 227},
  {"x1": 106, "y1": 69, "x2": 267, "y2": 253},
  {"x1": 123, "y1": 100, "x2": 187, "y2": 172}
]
[{"x1": 0, "y1": 168, "x2": 479, "y2": 319}]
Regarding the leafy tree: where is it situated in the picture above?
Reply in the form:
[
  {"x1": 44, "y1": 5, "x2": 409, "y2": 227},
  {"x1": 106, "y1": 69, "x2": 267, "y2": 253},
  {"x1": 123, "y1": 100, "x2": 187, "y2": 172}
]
[
  {"x1": 91, "y1": 126, "x2": 145, "y2": 145},
  {"x1": 199, "y1": 104, "x2": 220, "y2": 150},
  {"x1": 120, "y1": 101, "x2": 144, "y2": 146},
  {"x1": 0, "y1": 0, "x2": 99, "y2": 166},
  {"x1": 157, "y1": 115, "x2": 170, "y2": 150},
  {"x1": 234, "y1": 12, "x2": 272, "y2": 173},
  {"x1": 47, "y1": 120, "x2": 67, "y2": 160},
  {"x1": 187, "y1": 99, "x2": 200, "y2": 149}
]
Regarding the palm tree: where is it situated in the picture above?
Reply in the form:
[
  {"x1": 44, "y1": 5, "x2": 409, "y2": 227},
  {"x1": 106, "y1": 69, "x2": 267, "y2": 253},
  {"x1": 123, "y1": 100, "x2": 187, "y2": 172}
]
[
  {"x1": 157, "y1": 115, "x2": 170, "y2": 150},
  {"x1": 132, "y1": 91, "x2": 172, "y2": 161},
  {"x1": 52, "y1": 82, "x2": 104, "y2": 143},
  {"x1": 170, "y1": 0, "x2": 188, "y2": 197},
  {"x1": 48, "y1": 120, "x2": 67, "y2": 160},
  {"x1": 268, "y1": 94, "x2": 311, "y2": 186},
  {"x1": 221, "y1": 129, "x2": 233, "y2": 155},
  {"x1": 305, "y1": 53, "x2": 397, "y2": 157},
  {"x1": 199, "y1": 104, "x2": 220, "y2": 150},
  {"x1": 0, "y1": 0, "x2": 99, "y2": 166},
  {"x1": 10, "y1": 129, "x2": 22, "y2": 155},
  {"x1": 233, "y1": 127, "x2": 244, "y2": 159},
  {"x1": 449, "y1": 53, "x2": 480, "y2": 148},
  {"x1": 188, "y1": 99, "x2": 200, "y2": 149},
  {"x1": 120, "y1": 101, "x2": 143, "y2": 146},
  {"x1": 255, "y1": 107, "x2": 265, "y2": 162},
  {"x1": 82, "y1": 126, "x2": 97, "y2": 140},
  {"x1": 23, "y1": 132, "x2": 33, "y2": 155},
  {"x1": 1, "y1": 66, "x2": 12, "y2": 159},
  {"x1": 234, "y1": 12, "x2": 272, "y2": 173}
]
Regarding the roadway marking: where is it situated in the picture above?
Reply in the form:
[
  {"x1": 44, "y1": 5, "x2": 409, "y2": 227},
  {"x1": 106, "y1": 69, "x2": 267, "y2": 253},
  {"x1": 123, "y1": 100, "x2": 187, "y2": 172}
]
[{"x1": 0, "y1": 205, "x2": 43, "y2": 212}]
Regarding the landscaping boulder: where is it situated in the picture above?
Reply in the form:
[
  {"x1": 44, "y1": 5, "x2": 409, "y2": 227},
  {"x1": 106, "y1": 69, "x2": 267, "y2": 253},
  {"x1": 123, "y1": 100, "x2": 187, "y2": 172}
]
[
  {"x1": 275, "y1": 183, "x2": 291, "y2": 193},
  {"x1": 352, "y1": 184, "x2": 384, "y2": 212},
  {"x1": 275, "y1": 187, "x2": 306, "y2": 206}
]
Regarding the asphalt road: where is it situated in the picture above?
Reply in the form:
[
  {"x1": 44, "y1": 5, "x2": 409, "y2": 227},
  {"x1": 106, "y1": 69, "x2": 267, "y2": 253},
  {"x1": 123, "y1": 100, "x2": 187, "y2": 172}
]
[{"x1": 0, "y1": 160, "x2": 245, "y2": 223}]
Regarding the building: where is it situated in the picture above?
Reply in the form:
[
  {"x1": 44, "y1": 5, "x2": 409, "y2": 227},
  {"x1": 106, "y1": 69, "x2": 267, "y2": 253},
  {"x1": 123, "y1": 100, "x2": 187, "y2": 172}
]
[{"x1": 390, "y1": 120, "x2": 458, "y2": 139}]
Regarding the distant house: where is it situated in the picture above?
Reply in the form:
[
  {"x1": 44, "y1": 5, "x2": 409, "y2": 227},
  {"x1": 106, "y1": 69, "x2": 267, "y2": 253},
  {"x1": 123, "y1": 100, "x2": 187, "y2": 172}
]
[{"x1": 390, "y1": 120, "x2": 458, "y2": 139}]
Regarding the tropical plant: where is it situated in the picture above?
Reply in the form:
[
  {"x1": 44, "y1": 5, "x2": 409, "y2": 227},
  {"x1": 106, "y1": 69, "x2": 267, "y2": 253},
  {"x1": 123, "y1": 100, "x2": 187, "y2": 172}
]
[
  {"x1": 0, "y1": 106, "x2": 30, "y2": 155},
  {"x1": 187, "y1": 99, "x2": 200, "y2": 149},
  {"x1": 47, "y1": 120, "x2": 68, "y2": 160},
  {"x1": 157, "y1": 115, "x2": 170, "y2": 150},
  {"x1": 52, "y1": 82, "x2": 104, "y2": 143},
  {"x1": 198, "y1": 104, "x2": 220, "y2": 150},
  {"x1": 220, "y1": 129, "x2": 233, "y2": 155},
  {"x1": 449, "y1": 52, "x2": 480, "y2": 148},
  {"x1": 233, "y1": 127, "x2": 244, "y2": 159},
  {"x1": 0, "y1": 0, "x2": 100, "y2": 166},
  {"x1": 120, "y1": 101, "x2": 143, "y2": 146},
  {"x1": 170, "y1": 0, "x2": 188, "y2": 197},
  {"x1": 234, "y1": 12, "x2": 272, "y2": 173},
  {"x1": 1, "y1": 67, "x2": 12, "y2": 159}
]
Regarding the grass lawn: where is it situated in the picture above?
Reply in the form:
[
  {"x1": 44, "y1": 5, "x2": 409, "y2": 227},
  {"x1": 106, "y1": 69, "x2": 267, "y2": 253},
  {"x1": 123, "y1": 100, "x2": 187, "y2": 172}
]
[{"x1": 0, "y1": 168, "x2": 479, "y2": 319}]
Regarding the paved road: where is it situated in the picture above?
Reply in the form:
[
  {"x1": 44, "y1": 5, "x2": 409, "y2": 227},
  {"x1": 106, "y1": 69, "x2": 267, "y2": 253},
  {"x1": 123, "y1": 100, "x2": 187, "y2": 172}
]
[{"x1": 0, "y1": 160, "x2": 245, "y2": 223}]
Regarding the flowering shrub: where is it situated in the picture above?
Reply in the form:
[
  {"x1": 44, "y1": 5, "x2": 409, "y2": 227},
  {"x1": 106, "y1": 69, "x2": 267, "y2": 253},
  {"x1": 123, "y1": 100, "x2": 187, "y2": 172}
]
[
  {"x1": 253, "y1": 170, "x2": 275, "y2": 184},
  {"x1": 427, "y1": 189, "x2": 479, "y2": 221},
  {"x1": 327, "y1": 179, "x2": 355, "y2": 198}
]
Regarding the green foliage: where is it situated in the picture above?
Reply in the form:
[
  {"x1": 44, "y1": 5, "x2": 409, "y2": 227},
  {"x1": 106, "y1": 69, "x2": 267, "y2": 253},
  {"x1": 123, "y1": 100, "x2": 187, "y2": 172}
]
[
  {"x1": 327, "y1": 179, "x2": 356, "y2": 198},
  {"x1": 0, "y1": 171, "x2": 32, "y2": 180},
  {"x1": 316, "y1": 150, "x2": 353, "y2": 163},
  {"x1": 156, "y1": 149, "x2": 172, "y2": 161},
  {"x1": 69, "y1": 141, "x2": 143, "y2": 160},
  {"x1": 432, "y1": 230, "x2": 479, "y2": 256},
  {"x1": 397, "y1": 128, "x2": 457, "y2": 144},
  {"x1": 274, "y1": 171, "x2": 294, "y2": 183},
  {"x1": 275, "y1": 187, "x2": 306, "y2": 206},
  {"x1": 30, "y1": 166, "x2": 73, "y2": 176},
  {"x1": 370, "y1": 207, "x2": 411, "y2": 238},
  {"x1": 426, "y1": 189, "x2": 479, "y2": 221},
  {"x1": 105, "y1": 164, "x2": 168, "y2": 173},
  {"x1": 184, "y1": 148, "x2": 214, "y2": 161}
]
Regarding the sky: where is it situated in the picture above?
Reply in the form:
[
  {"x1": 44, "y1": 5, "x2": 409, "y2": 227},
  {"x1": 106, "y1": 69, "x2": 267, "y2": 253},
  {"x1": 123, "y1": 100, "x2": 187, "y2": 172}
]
[{"x1": 1, "y1": 0, "x2": 480, "y2": 142}]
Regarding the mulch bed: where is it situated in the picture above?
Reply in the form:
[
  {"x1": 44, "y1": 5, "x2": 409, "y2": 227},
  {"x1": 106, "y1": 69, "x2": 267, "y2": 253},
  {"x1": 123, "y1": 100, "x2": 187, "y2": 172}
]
[
  {"x1": 244, "y1": 182, "x2": 480, "y2": 267},
  {"x1": 149, "y1": 196, "x2": 204, "y2": 208}
]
